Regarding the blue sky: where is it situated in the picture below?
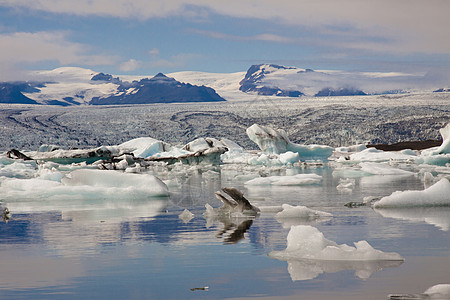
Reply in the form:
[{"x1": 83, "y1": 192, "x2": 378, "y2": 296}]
[{"x1": 0, "y1": 0, "x2": 449, "y2": 81}]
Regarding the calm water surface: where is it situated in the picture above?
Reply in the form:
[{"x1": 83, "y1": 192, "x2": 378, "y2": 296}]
[{"x1": 1, "y1": 166, "x2": 449, "y2": 299}]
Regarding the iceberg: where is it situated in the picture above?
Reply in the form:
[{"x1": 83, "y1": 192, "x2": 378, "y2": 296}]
[
  {"x1": 359, "y1": 162, "x2": 414, "y2": 176},
  {"x1": 275, "y1": 204, "x2": 332, "y2": 219},
  {"x1": 1, "y1": 169, "x2": 169, "y2": 202},
  {"x1": 245, "y1": 173, "x2": 322, "y2": 186},
  {"x1": 434, "y1": 123, "x2": 450, "y2": 154},
  {"x1": 269, "y1": 225, "x2": 404, "y2": 261},
  {"x1": 118, "y1": 137, "x2": 171, "y2": 158},
  {"x1": 246, "y1": 124, "x2": 333, "y2": 160},
  {"x1": 373, "y1": 178, "x2": 450, "y2": 208},
  {"x1": 389, "y1": 283, "x2": 450, "y2": 300}
]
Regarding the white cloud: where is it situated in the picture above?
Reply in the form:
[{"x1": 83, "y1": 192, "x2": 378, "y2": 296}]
[
  {"x1": 188, "y1": 29, "x2": 296, "y2": 44},
  {"x1": 1, "y1": 0, "x2": 449, "y2": 55},
  {"x1": 148, "y1": 48, "x2": 160, "y2": 57},
  {"x1": 0, "y1": 31, "x2": 118, "y2": 81},
  {"x1": 119, "y1": 59, "x2": 140, "y2": 72}
]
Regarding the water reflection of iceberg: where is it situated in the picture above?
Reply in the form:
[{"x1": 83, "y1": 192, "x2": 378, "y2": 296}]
[
  {"x1": 7, "y1": 198, "x2": 168, "y2": 223},
  {"x1": 374, "y1": 207, "x2": 450, "y2": 231},
  {"x1": 286, "y1": 258, "x2": 403, "y2": 281}
]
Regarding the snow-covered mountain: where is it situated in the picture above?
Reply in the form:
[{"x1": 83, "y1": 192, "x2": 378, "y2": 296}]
[
  {"x1": 237, "y1": 64, "x2": 449, "y2": 97},
  {"x1": 0, "y1": 65, "x2": 449, "y2": 105},
  {"x1": 0, "y1": 67, "x2": 225, "y2": 106}
]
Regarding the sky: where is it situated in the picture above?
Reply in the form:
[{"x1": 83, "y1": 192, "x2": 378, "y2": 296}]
[{"x1": 0, "y1": 0, "x2": 449, "y2": 81}]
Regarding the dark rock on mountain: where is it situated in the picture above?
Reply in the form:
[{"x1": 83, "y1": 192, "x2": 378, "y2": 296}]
[
  {"x1": 91, "y1": 72, "x2": 121, "y2": 84},
  {"x1": 314, "y1": 87, "x2": 367, "y2": 97},
  {"x1": 90, "y1": 73, "x2": 226, "y2": 105},
  {"x1": 0, "y1": 82, "x2": 39, "y2": 104},
  {"x1": 239, "y1": 64, "x2": 304, "y2": 97},
  {"x1": 433, "y1": 88, "x2": 450, "y2": 93}
]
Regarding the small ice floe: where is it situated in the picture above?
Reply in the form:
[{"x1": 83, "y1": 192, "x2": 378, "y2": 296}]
[
  {"x1": 246, "y1": 124, "x2": 333, "y2": 160},
  {"x1": 244, "y1": 173, "x2": 322, "y2": 186},
  {"x1": 178, "y1": 209, "x2": 194, "y2": 223},
  {"x1": 359, "y1": 162, "x2": 414, "y2": 176},
  {"x1": 275, "y1": 204, "x2": 332, "y2": 228},
  {"x1": 373, "y1": 178, "x2": 450, "y2": 208},
  {"x1": 269, "y1": 225, "x2": 404, "y2": 281},
  {"x1": 275, "y1": 204, "x2": 332, "y2": 220},
  {"x1": 214, "y1": 187, "x2": 260, "y2": 215},
  {"x1": 389, "y1": 283, "x2": 450, "y2": 300}
]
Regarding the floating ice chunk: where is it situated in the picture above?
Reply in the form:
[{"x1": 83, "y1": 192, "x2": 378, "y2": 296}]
[
  {"x1": 38, "y1": 144, "x2": 60, "y2": 152},
  {"x1": 119, "y1": 137, "x2": 170, "y2": 158},
  {"x1": 182, "y1": 137, "x2": 226, "y2": 152},
  {"x1": 435, "y1": 123, "x2": 450, "y2": 154},
  {"x1": 349, "y1": 148, "x2": 415, "y2": 162},
  {"x1": 423, "y1": 284, "x2": 450, "y2": 299},
  {"x1": 246, "y1": 124, "x2": 333, "y2": 160},
  {"x1": 0, "y1": 161, "x2": 37, "y2": 179},
  {"x1": 1, "y1": 169, "x2": 169, "y2": 202},
  {"x1": 279, "y1": 151, "x2": 300, "y2": 164},
  {"x1": 179, "y1": 209, "x2": 194, "y2": 223},
  {"x1": 335, "y1": 144, "x2": 367, "y2": 153},
  {"x1": 245, "y1": 173, "x2": 322, "y2": 186},
  {"x1": 415, "y1": 154, "x2": 450, "y2": 166},
  {"x1": 373, "y1": 178, "x2": 450, "y2": 208},
  {"x1": 269, "y1": 225, "x2": 404, "y2": 261},
  {"x1": 275, "y1": 204, "x2": 332, "y2": 220},
  {"x1": 246, "y1": 124, "x2": 289, "y2": 154},
  {"x1": 389, "y1": 283, "x2": 450, "y2": 300},
  {"x1": 36, "y1": 168, "x2": 63, "y2": 182},
  {"x1": 359, "y1": 162, "x2": 414, "y2": 176},
  {"x1": 332, "y1": 167, "x2": 371, "y2": 178}
]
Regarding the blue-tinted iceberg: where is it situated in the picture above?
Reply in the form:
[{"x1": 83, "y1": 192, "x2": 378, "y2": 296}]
[{"x1": 246, "y1": 124, "x2": 333, "y2": 160}]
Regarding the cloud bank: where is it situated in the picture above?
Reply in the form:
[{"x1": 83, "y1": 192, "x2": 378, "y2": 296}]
[{"x1": 2, "y1": 0, "x2": 449, "y2": 55}]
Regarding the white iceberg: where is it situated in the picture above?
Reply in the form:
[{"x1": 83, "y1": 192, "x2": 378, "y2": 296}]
[
  {"x1": 373, "y1": 178, "x2": 450, "y2": 208},
  {"x1": 1, "y1": 169, "x2": 169, "y2": 202},
  {"x1": 246, "y1": 124, "x2": 333, "y2": 160},
  {"x1": 349, "y1": 147, "x2": 416, "y2": 162},
  {"x1": 436, "y1": 123, "x2": 450, "y2": 154},
  {"x1": 245, "y1": 173, "x2": 322, "y2": 186},
  {"x1": 389, "y1": 283, "x2": 450, "y2": 300},
  {"x1": 275, "y1": 204, "x2": 332, "y2": 220},
  {"x1": 359, "y1": 162, "x2": 414, "y2": 176},
  {"x1": 269, "y1": 225, "x2": 404, "y2": 261},
  {"x1": 118, "y1": 137, "x2": 171, "y2": 158}
]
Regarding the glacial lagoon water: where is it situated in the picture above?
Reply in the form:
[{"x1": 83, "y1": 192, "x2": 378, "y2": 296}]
[{"x1": 1, "y1": 165, "x2": 449, "y2": 300}]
